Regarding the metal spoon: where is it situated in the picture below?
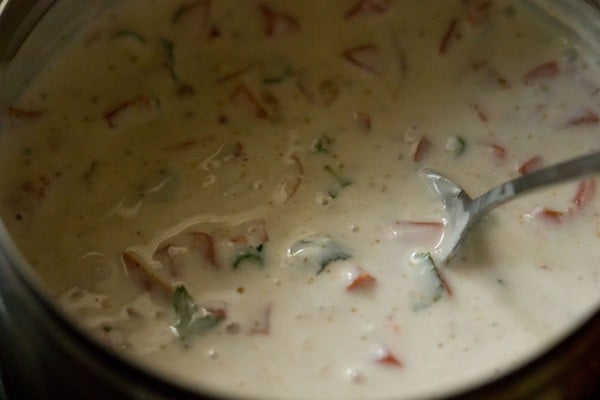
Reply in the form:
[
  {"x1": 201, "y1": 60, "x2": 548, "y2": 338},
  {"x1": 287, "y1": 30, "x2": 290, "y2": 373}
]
[{"x1": 420, "y1": 151, "x2": 600, "y2": 264}]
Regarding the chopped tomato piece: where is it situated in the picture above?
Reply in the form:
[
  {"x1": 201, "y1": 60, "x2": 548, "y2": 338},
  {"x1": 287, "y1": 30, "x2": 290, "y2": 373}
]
[
  {"x1": 377, "y1": 350, "x2": 403, "y2": 367},
  {"x1": 410, "y1": 136, "x2": 431, "y2": 162},
  {"x1": 517, "y1": 156, "x2": 542, "y2": 175},
  {"x1": 439, "y1": 19, "x2": 458, "y2": 55},
  {"x1": 347, "y1": 271, "x2": 376, "y2": 291},
  {"x1": 231, "y1": 235, "x2": 249, "y2": 245},
  {"x1": 466, "y1": 1, "x2": 491, "y2": 27},
  {"x1": 570, "y1": 179, "x2": 595, "y2": 211},
  {"x1": 472, "y1": 104, "x2": 489, "y2": 122},
  {"x1": 103, "y1": 95, "x2": 156, "y2": 128},
  {"x1": 538, "y1": 208, "x2": 565, "y2": 222},
  {"x1": 471, "y1": 61, "x2": 510, "y2": 89},
  {"x1": 163, "y1": 140, "x2": 198, "y2": 151},
  {"x1": 533, "y1": 179, "x2": 595, "y2": 222},
  {"x1": 343, "y1": 44, "x2": 381, "y2": 75},
  {"x1": 192, "y1": 232, "x2": 219, "y2": 268},
  {"x1": 344, "y1": 0, "x2": 391, "y2": 19},
  {"x1": 353, "y1": 111, "x2": 371, "y2": 132},
  {"x1": 230, "y1": 84, "x2": 268, "y2": 119},
  {"x1": 259, "y1": 4, "x2": 300, "y2": 36},
  {"x1": 566, "y1": 110, "x2": 599, "y2": 126},
  {"x1": 523, "y1": 61, "x2": 559, "y2": 84},
  {"x1": 122, "y1": 252, "x2": 173, "y2": 297},
  {"x1": 279, "y1": 176, "x2": 302, "y2": 202},
  {"x1": 289, "y1": 153, "x2": 304, "y2": 175},
  {"x1": 7, "y1": 107, "x2": 44, "y2": 120},
  {"x1": 486, "y1": 144, "x2": 506, "y2": 161},
  {"x1": 208, "y1": 307, "x2": 227, "y2": 320},
  {"x1": 216, "y1": 66, "x2": 250, "y2": 83},
  {"x1": 395, "y1": 221, "x2": 444, "y2": 229}
]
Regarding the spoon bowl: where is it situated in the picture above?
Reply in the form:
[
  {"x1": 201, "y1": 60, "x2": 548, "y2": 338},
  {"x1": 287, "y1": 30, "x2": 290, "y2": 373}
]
[{"x1": 420, "y1": 151, "x2": 600, "y2": 264}]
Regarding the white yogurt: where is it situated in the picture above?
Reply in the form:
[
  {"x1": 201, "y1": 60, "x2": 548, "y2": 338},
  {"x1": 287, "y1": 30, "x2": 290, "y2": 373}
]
[{"x1": 0, "y1": 1, "x2": 599, "y2": 399}]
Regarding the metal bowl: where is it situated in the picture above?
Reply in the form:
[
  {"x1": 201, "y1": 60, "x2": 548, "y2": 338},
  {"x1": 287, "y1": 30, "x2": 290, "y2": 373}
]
[{"x1": 0, "y1": 1, "x2": 598, "y2": 399}]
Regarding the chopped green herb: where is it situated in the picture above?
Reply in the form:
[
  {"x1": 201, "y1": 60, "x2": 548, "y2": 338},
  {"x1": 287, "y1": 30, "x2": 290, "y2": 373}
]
[
  {"x1": 288, "y1": 236, "x2": 351, "y2": 274},
  {"x1": 232, "y1": 244, "x2": 265, "y2": 269},
  {"x1": 324, "y1": 165, "x2": 352, "y2": 187},
  {"x1": 408, "y1": 252, "x2": 444, "y2": 311},
  {"x1": 324, "y1": 165, "x2": 352, "y2": 198},
  {"x1": 312, "y1": 135, "x2": 333, "y2": 153},
  {"x1": 503, "y1": 5, "x2": 516, "y2": 17},
  {"x1": 101, "y1": 325, "x2": 113, "y2": 333},
  {"x1": 114, "y1": 29, "x2": 146, "y2": 43},
  {"x1": 159, "y1": 39, "x2": 194, "y2": 94},
  {"x1": 172, "y1": 1, "x2": 202, "y2": 24},
  {"x1": 172, "y1": 286, "x2": 224, "y2": 341},
  {"x1": 317, "y1": 253, "x2": 350, "y2": 274},
  {"x1": 327, "y1": 188, "x2": 341, "y2": 199},
  {"x1": 82, "y1": 160, "x2": 99, "y2": 181},
  {"x1": 162, "y1": 39, "x2": 179, "y2": 83},
  {"x1": 158, "y1": 167, "x2": 169, "y2": 176},
  {"x1": 161, "y1": 39, "x2": 194, "y2": 95},
  {"x1": 446, "y1": 136, "x2": 466, "y2": 157},
  {"x1": 262, "y1": 66, "x2": 292, "y2": 84}
]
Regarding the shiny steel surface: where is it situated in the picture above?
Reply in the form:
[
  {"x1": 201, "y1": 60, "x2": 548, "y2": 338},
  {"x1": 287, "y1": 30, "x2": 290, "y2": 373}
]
[
  {"x1": 0, "y1": 1, "x2": 598, "y2": 399},
  {"x1": 421, "y1": 151, "x2": 600, "y2": 263}
]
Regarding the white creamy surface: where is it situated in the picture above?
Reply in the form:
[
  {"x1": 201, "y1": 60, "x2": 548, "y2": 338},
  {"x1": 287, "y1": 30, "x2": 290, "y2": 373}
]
[{"x1": 0, "y1": 1, "x2": 599, "y2": 399}]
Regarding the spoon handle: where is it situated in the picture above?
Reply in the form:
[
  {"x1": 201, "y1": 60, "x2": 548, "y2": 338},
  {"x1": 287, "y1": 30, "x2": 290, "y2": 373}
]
[{"x1": 471, "y1": 151, "x2": 600, "y2": 217}]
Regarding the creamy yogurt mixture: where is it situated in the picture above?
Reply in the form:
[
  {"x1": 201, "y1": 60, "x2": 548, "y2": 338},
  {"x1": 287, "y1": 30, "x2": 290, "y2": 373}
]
[{"x1": 1, "y1": 0, "x2": 599, "y2": 399}]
